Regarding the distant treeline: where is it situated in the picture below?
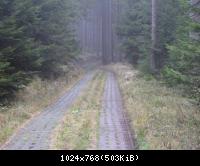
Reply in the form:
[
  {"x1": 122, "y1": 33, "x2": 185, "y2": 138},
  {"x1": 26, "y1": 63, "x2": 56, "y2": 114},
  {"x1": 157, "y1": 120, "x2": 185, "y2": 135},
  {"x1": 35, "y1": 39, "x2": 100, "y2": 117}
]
[
  {"x1": 0, "y1": 0, "x2": 80, "y2": 100},
  {"x1": 117, "y1": 0, "x2": 200, "y2": 103}
]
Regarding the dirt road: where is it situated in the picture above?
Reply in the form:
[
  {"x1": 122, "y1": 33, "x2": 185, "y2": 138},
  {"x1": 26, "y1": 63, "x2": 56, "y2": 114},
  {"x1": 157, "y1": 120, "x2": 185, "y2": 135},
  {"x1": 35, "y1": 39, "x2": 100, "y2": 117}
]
[
  {"x1": 3, "y1": 72, "x2": 94, "y2": 150},
  {"x1": 2, "y1": 69, "x2": 134, "y2": 150},
  {"x1": 99, "y1": 72, "x2": 134, "y2": 150}
]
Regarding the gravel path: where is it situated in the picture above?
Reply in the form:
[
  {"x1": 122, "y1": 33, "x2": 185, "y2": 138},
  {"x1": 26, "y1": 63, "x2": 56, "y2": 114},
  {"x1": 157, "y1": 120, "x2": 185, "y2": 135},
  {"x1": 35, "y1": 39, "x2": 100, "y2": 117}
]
[
  {"x1": 3, "y1": 72, "x2": 94, "y2": 150},
  {"x1": 99, "y1": 72, "x2": 134, "y2": 150}
]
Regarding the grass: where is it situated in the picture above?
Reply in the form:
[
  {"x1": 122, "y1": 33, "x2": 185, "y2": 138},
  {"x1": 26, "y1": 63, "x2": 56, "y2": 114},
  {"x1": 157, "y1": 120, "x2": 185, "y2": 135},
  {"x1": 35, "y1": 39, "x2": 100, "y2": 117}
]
[
  {"x1": 110, "y1": 63, "x2": 200, "y2": 150},
  {"x1": 0, "y1": 68, "x2": 83, "y2": 147},
  {"x1": 51, "y1": 70, "x2": 106, "y2": 150}
]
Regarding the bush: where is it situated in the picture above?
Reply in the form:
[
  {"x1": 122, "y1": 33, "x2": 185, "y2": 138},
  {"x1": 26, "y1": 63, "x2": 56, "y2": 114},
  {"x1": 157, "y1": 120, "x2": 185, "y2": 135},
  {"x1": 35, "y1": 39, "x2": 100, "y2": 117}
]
[{"x1": 161, "y1": 67, "x2": 188, "y2": 86}]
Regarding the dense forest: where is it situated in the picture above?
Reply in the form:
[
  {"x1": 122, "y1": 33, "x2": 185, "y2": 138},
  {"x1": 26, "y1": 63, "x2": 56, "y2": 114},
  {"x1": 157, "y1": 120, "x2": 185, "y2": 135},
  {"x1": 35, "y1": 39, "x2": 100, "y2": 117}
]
[
  {"x1": 0, "y1": 0, "x2": 200, "y2": 103},
  {"x1": 117, "y1": 0, "x2": 200, "y2": 103},
  {"x1": 0, "y1": 0, "x2": 200, "y2": 152},
  {"x1": 0, "y1": 0, "x2": 80, "y2": 101}
]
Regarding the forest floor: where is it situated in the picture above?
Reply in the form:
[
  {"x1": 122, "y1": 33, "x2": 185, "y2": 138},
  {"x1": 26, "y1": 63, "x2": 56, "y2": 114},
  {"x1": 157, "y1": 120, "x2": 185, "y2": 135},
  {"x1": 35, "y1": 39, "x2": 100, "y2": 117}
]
[{"x1": 1, "y1": 61, "x2": 199, "y2": 150}]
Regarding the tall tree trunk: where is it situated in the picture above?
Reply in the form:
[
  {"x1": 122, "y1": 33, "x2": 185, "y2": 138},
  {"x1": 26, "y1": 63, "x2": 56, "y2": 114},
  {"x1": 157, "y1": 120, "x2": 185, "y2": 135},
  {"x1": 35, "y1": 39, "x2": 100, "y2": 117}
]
[
  {"x1": 151, "y1": 0, "x2": 157, "y2": 72},
  {"x1": 101, "y1": 0, "x2": 113, "y2": 64},
  {"x1": 101, "y1": 0, "x2": 107, "y2": 64},
  {"x1": 109, "y1": 0, "x2": 114, "y2": 62}
]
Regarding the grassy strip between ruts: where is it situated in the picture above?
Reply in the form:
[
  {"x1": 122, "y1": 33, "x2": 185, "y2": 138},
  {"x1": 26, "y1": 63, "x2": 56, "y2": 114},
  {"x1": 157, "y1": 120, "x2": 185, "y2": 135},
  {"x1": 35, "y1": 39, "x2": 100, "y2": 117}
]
[
  {"x1": 110, "y1": 63, "x2": 200, "y2": 150},
  {"x1": 51, "y1": 70, "x2": 106, "y2": 150},
  {"x1": 0, "y1": 68, "x2": 83, "y2": 147}
]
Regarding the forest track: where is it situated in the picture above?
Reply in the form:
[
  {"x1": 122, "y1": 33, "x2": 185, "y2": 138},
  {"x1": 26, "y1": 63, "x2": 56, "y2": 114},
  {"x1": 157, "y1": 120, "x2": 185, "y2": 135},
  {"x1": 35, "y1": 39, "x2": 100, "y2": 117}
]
[
  {"x1": 99, "y1": 72, "x2": 135, "y2": 150},
  {"x1": 2, "y1": 72, "x2": 94, "y2": 150}
]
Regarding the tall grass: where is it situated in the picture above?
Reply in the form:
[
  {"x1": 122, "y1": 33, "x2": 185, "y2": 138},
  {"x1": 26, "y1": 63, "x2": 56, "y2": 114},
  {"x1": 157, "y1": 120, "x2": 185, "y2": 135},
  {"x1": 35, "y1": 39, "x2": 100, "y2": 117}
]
[
  {"x1": 0, "y1": 68, "x2": 82, "y2": 147},
  {"x1": 111, "y1": 63, "x2": 200, "y2": 150}
]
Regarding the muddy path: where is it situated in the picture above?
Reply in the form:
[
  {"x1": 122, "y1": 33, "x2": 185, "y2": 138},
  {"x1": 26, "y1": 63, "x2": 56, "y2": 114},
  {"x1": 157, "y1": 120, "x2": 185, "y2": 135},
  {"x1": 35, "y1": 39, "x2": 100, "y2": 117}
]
[
  {"x1": 99, "y1": 72, "x2": 135, "y2": 150},
  {"x1": 2, "y1": 72, "x2": 94, "y2": 150}
]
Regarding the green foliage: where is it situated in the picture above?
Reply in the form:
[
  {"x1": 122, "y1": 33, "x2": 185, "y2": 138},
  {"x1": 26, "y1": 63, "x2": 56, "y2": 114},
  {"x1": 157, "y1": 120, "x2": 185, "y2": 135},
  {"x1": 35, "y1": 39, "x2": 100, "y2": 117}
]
[
  {"x1": 117, "y1": 0, "x2": 151, "y2": 65},
  {"x1": 161, "y1": 67, "x2": 188, "y2": 86},
  {"x1": 0, "y1": 0, "x2": 79, "y2": 101},
  {"x1": 118, "y1": 0, "x2": 180, "y2": 69},
  {"x1": 118, "y1": 0, "x2": 200, "y2": 103},
  {"x1": 166, "y1": 0, "x2": 200, "y2": 103}
]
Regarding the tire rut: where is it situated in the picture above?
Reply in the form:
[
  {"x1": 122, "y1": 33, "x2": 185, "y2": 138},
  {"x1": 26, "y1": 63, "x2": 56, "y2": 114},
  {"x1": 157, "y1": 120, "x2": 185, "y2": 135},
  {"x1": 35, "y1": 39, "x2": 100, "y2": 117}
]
[
  {"x1": 99, "y1": 72, "x2": 134, "y2": 150},
  {"x1": 2, "y1": 72, "x2": 94, "y2": 150}
]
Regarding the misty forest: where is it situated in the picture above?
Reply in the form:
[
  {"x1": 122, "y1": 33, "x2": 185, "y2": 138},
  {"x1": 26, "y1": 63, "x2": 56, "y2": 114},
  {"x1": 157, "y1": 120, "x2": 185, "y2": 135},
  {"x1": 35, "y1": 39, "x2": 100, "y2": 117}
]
[{"x1": 0, "y1": 0, "x2": 200, "y2": 150}]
